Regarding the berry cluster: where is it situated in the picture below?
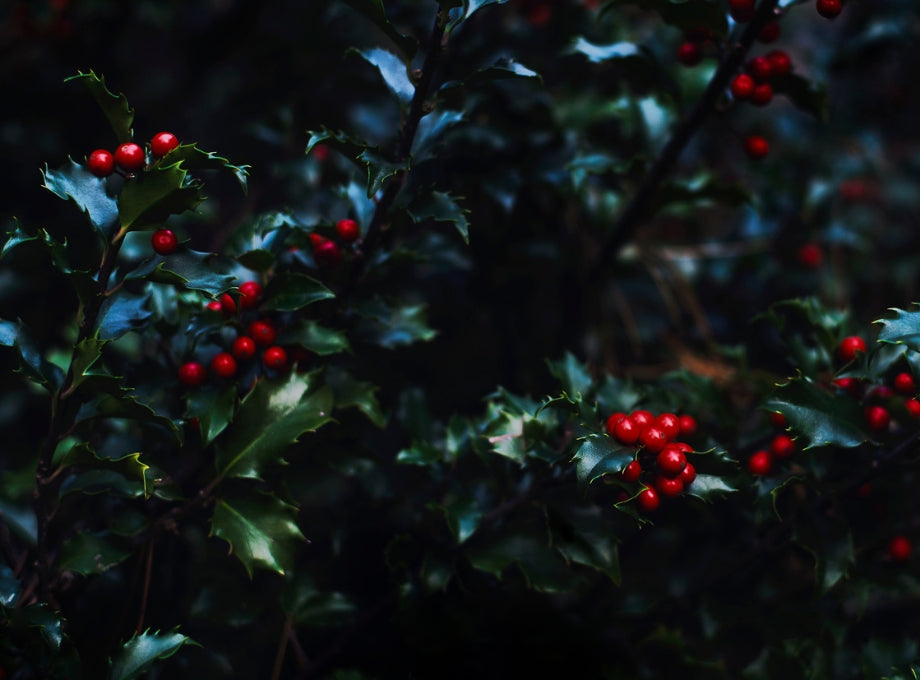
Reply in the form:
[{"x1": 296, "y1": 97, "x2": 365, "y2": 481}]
[
  {"x1": 604, "y1": 409, "x2": 699, "y2": 513},
  {"x1": 748, "y1": 411, "x2": 795, "y2": 476},
  {"x1": 307, "y1": 219, "x2": 362, "y2": 267},
  {"x1": 86, "y1": 131, "x2": 180, "y2": 178},
  {"x1": 178, "y1": 281, "x2": 293, "y2": 388}
]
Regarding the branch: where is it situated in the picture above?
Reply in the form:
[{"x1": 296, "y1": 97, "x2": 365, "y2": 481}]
[{"x1": 587, "y1": 0, "x2": 781, "y2": 282}]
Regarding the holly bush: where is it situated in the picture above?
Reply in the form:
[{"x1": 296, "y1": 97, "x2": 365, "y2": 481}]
[{"x1": 2, "y1": 0, "x2": 920, "y2": 678}]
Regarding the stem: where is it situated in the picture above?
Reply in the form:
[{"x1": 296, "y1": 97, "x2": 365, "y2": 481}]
[
  {"x1": 587, "y1": 0, "x2": 781, "y2": 282},
  {"x1": 270, "y1": 611, "x2": 295, "y2": 680},
  {"x1": 135, "y1": 540, "x2": 154, "y2": 634}
]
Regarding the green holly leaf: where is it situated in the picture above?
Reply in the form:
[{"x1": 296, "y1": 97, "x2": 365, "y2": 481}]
[
  {"x1": 568, "y1": 37, "x2": 641, "y2": 63},
  {"x1": 445, "y1": 0, "x2": 508, "y2": 31},
  {"x1": 118, "y1": 164, "x2": 202, "y2": 230},
  {"x1": 59, "y1": 444, "x2": 149, "y2": 496},
  {"x1": 339, "y1": 0, "x2": 418, "y2": 60},
  {"x1": 325, "y1": 366, "x2": 385, "y2": 427},
  {"x1": 42, "y1": 158, "x2": 119, "y2": 238},
  {"x1": 793, "y1": 513, "x2": 854, "y2": 593},
  {"x1": 210, "y1": 492, "x2": 306, "y2": 577},
  {"x1": 0, "y1": 318, "x2": 65, "y2": 391},
  {"x1": 157, "y1": 144, "x2": 249, "y2": 192},
  {"x1": 351, "y1": 47, "x2": 414, "y2": 105},
  {"x1": 74, "y1": 393, "x2": 177, "y2": 437},
  {"x1": 67, "y1": 70, "x2": 134, "y2": 143},
  {"x1": 130, "y1": 249, "x2": 237, "y2": 297},
  {"x1": 411, "y1": 109, "x2": 465, "y2": 162},
  {"x1": 277, "y1": 320, "x2": 351, "y2": 356},
  {"x1": 354, "y1": 297, "x2": 438, "y2": 348},
  {"x1": 305, "y1": 128, "x2": 407, "y2": 198},
  {"x1": 262, "y1": 272, "x2": 335, "y2": 311},
  {"x1": 214, "y1": 371, "x2": 334, "y2": 480},
  {"x1": 68, "y1": 338, "x2": 108, "y2": 393},
  {"x1": 546, "y1": 505, "x2": 621, "y2": 584},
  {"x1": 571, "y1": 434, "x2": 634, "y2": 488},
  {"x1": 686, "y1": 474, "x2": 736, "y2": 502},
  {"x1": 186, "y1": 383, "x2": 238, "y2": 446},
  {"x1": 282, "y1": 573, "x2": 357, "y2": 626},
  {"x1": 442, "y1": 58, "x2": 540, "y2": 90},
  {"x1": 59, "y1": 532, "x2": 132, "y2": 575},
  {"x1": 407, "y1": 190, "x2": 470, "y2": 244},
  {"x1": 546, "y1": 352, "x2": 594, "y2": 401},
  {"x1": 764, "y1": 377, "x2": 869, "y2": 449},
  {"x1": 876, "y1": 306, "x2": 920, "y2": 354},
  {"x1": 774, "y1": 74, "x2": 828, "y2": 122},
  {"x1": 108, "y1": 628, "x2": 198, "y2": 680},
  {"x1": 438, "y1": 496, "x2": 483, "y2": 544},
  {"x1": 96, "y1": 290, "x2": 153, "y2": 340}
]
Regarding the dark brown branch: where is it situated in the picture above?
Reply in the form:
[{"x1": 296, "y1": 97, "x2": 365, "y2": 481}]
[{"x1": 587, "y1": 0, "x2": 781, "y2": 282}]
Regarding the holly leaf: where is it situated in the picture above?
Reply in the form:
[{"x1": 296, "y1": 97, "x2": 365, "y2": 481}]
[
  {"x1": 0, "y1": 318, "x2": 65, "y2": 391},
  {"x1": 108, "y1": 629, "x2": 198, "y2": 680},
  {"x1": 568, "y1": 38, "x2": 641, "y2": 63},
  {"x1": 67, "y1": 70, "x2": 134, "y2": 143},
  {"x1": 157, "y1": 144, "x2": 249, "y2": 192},
  {"x1": 546, "y1": 352, "x2": 594, "y2": 400},
  {"x1": 282, "y1": 574, "x2": 357, "y2": 626},
  {"x1": 134, "y1": 249, "x2": 237, "y2": 297},
  {"x1": 214, "y1": 371, "x2": 333, "y2": 480},
  {"x1": 210, "y1": 493, "x2": 306, "y2": 577},
  {"x1": 305, "y1": 128, "x2": 406, "y2": 198},
  {"x1": 764, "y1": 377, "x2": 869, "y2": 449},
  {"x1": 407, "y1": 190, "x2": 470, "y2": 244},
  {"x1": 96, "y1": 290, "x2": 152, "y2": 340},
  {"x1": 186, "y1": 384, "x2": 238, "y2": 446},
  {"x1": 59, "y1": 444, "x2": 149, "y2": 497},
  {"x1": 118, "y1": 164, "x2": 202, "y2": 230},
  {"x1": 325, "y1": 366, "x2": 385, "y2": 427},
  {"x1": 445, "y1": 0, "x2": 508, "y2": 31},
  {"x1": 59, "y1": 532, "x2": 132, "y2": 575},
  {"x1": 351, "y1": 47, "x2": 414, "y2": 105},
  {"x1": 774, "y1": 74, "x2": 828, "y2": 122},
  {"x1": 546, "y1": 505, "x2": 621, "y2": 584},
  {"x1": 876, "y1": 306, "x2": 920, "y2": 354},
  {"x1": 262, "y1": 272, "x2": 335, "y2": 311},
  {"x1": 686, "y1": 474, "x2": 736, "y2": 502},
  {"x1": 571, "y1": 434, "x2": 634, "y2": 488},
  {"x1": 354, "y1": 297, "x2": 438, "y2": 348},
  {"x1": 339, "y1": 0, "x2": 418, "y2": 60},
  {"x1": 42, "y1": 158, "x2": 119, "y2": 238},
  {"x1": 277, "y1": 320, "x2": 351, "y2": 356}
]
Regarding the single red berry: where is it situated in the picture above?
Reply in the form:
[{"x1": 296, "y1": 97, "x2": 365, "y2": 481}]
[
  {"x1": 311, "y1": 144, "x2": 330, "y2": 161},
  {"x1": 728, "y1": 0, "x2": 755, "y2": 22},
  {"x1": 238, "y1": 281, "x2": 263, "y2": 309},
  {"x1": 655, "y1": 475, "x2": 684, "y2": 498},
  {"x1": 115, "y1": 142, "x2": 145, "y2": 172},
  {"x1": 87, "y1": 148, "x2": 115, "y2": 177},
  {"x1": 893, "y1": 372, "x2": 915, "y2": 395},
  {"x1": 678, "y1": 414, "x2": 697, "y2": 437},
  {"x1": 248, "y1": 319, "x2": 277, "y2": 347},
  {"x1": 730, "y1": 73, "x2": 755, "y2": 100},
  {"x1": 679, "y1": 462, "x2": 696, "y2": 486},
  {"x1": 232, "y1": 335, "x2": 257, "y2": 361},
  {"x1": 621, "y1": 459, "x2": 642, "y2": 483},
  {"x1": 220, "y1": 293, "x2": 237, "y2": 315},
  {"x1": 657, "y1": 445, "x2": 688, "y2": 478},
  {"x1": 677, "y1": 41, "x2": 703, "y2": 67},
  {"x1": 655, "y1": 413, "x2": 681, "y2": 440},
  {"x1": 748, "y1": 450, "x2": 773, "y2": 476},
  {"x1": 151, "y1": 228, "x2": 178, "y2": 255},
  {"x1": 205, "y1": 300, "x2": 223, "y2": 313},
  {"x1": 211, "y1": 352, "x2": 237, "y2": 379},
  {"x1": 865, "y1": 405, "x2": 891, "y2": 432},
  {"x1": 150, "y1": 131, "x2": 179, "y2": 157},
  {"x1": 797, "y1": 243, "x2": 824, "y2": 269},
  {"x1": 672, "y1": 441, "x2": 693, "y2": 454},
  {"x1": 838, "y1": 335, "x2": 867, "y2": 363},
  {"x1": 314, "y1": 238, "x2": 343, "y2": 266},
  {"x1": 639, "y1": 425, "x2": 669, "y2": 453},
  {"x1": 750, "y1": 83, "x2": 774, "y2": 106},
  {"x1": 816, "y1": 0, "x2": 841, "y2": 19},
  {"x1": 263, "y1": 345, "x2": 289, "y2": 371},
  {"x1": 868, "y1": 385, "x2": 894, "y2": 401},
  {"x1": 630, "y1": 409, "x2": 655, "y2": 430},
  {"x1": 765, "y1": 49, "x2": 792, "y2": 77},
  {"x1": 905, "y1": 398, "x2": 920, "y2": 418},
  {"x1": 335, "y1": 218, "x2": 361, "y2": 243},
  {"x1": 637, "y1": 487, "x2": 660, "y2": 512},
  {"x1": 178, "y1": 361, "x2": 206, "y2": 388},
  {"x1": 746, "y1": 56, "x2": 773, "y2": 82},
  {"x1": 888, "y1": 535, "x2": 912, "y2": 562},
  {"x1": 605, "y1": 412, "x2": 627, "y2": 437},
  {"x1": 745, "y1": 135, "x2": 770, "y2": 160},
  {"x1": 770, "y1": 411, "x2": 788, "y2": 429},
  {"x1": 771, "y1": 434, "x2": 796, "y2": 458},
  {"x1": 614, "y1": 416, "x2": 641, "y2": 445},
  {"x1": 758, "y1": 21, "x2": 781, "y2": 43}
]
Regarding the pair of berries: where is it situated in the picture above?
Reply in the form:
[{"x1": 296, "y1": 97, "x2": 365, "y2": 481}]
[
  {"x1": 206, "y1": 281, "x2": 264, "y2": 316},
  {"x1": 87, "y1": 132, "x2": 179, "y2": 178},
  {"x1": 309, "y1": 219, "x2": 361, "y2": 266},
  {"x1": 748, "y1": 412, "x2": 796, "y2": 476}
]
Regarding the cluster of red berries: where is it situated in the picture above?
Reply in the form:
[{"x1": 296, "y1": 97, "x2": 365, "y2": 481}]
[
  {"x1": 86, "y1": 131, "x2": 180, "y2": 178},
  {"x1": 307, "y1": 219, "x2": 361, "y2": 266},
  {"x1": 604, "y1": 409, "x2": 699, "y2": 513},
  {"x1": 178, "y1": 281, "x2": 292, "y2": 388},
  {"x1": 748, "y1": 411, "x2": 796, "y2": 476}
]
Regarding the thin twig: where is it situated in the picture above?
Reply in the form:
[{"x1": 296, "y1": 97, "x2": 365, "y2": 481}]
[
  {"x1": 271, "y1": 611, "x2": 295, "y2": 680},
  {"x1": 135, "y1": 540, "x2": 154, "y2": 634}
]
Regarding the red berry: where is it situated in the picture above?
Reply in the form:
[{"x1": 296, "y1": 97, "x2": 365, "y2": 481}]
[
  {"x1": 730, "y1": 73, "x2": 755, "y2": 100},
  {"x1": 657, "y1": 445, "x2": 687, "y2": 478},
  {"x1": 865, "y1": 405, "x2": 890, "y2": 433},
  {"x1": 605, "y1": 412, "x2": 627, "y2": 437},
  {"x1": 770, "y1": 434, "x2": 795, "y2": 458},
  {"x1": 797, "y1": 243, "x2": 824, "y2": 269},
  {"x1": 750, "y1": 83, "x2": 774, "y2": 106},
  {"x1": 868, "y1": 385, "x2": 894, "y2": 401},
  {"x1": 816, "y1": 0, "x2": 841, "y2": 19},
  {"x1": 745, "y1": 135, "x2": 770, "y2": 160},
  {"x1": 220, "y1": 293, "x2": 237, "y2": 315},
  {"x1": 614, "y1": 416, "x2": 640, "y2": 445},
  {"x1": 838, "y1": 335, "x2": 867, "y2": 363},
  {"x1": 677, "y1": 41, "x2": 703, "y2": 67},
  {"x1": 263, "y1": 345, "x2": 288, "y2": 371},
  {"x1": 115, "y1": 142, "x2": 145, "y2": 172},
  {"x1": 238, "y1": 281, "x2": 263, "y2": 309},
  {"x1": 672, "y1": 441, "x2": 693, "y2": 454},
  {"x1": 639, "y1": 426, "x2": 669, "y2": 453},
  {"x1": 211, "y1": 352, "x2": 237, "y2": 379},
  {"x1": 748, "y1": 450, "x2": 773, "y2": 476},
  {"x1": 335, "y1": 218, "x2": 361, "y2": 243},
  {"x1": 678, "y1": 414, "x2": 698, "y2": 437},
  {"x1": 746, "y1": 56, "x2": 773, "y2": 82},
  {"x1": 655, "y1": 413, "x2": 681, "y2": 440},
  {"x1": 894, "y1": 372, "x2": 915, "y2": 395},
  {"x1": 621, "y1": 459, "x2": 642, "y2": 483},
  {"x1": 758, "y1": 21, "x2": 781, "y2": 43},
  {"x1": 630, "y1": 409, "x2": 655, "y2": 430},
  {"x1": 655, "y1": 475, "x2": 684, "y2": 498},
  {"x1": 150, "y1": 131, "x2": 179, "y2": 157},
  {"x1": 314, "y1": 239, "x2": 343, "y2": 266},
  {"x1": 905, "y1": 398, "x2": 920, "y2": 418},
  {"x1": 765, "y1": 49, "x2": 792, "y2": 77},
  {"x1": 232, "y1": 335, "x2": 257, "y2": 361},
  {"x1": 770, "y1": 411, "x2": 788, "y2": 429},
  {"x1": 178, "y1": 361, "x2": 206, "y2": 388},
  {"x1": 87, "y1": 148, "x2": 115, "y2": 177},
  {"x1": 679, "y1": 462, "x2": 696, "y2": 486},
  {"x1": 248, "y1": 320, "x2": 277, "y2": 347},
  {"x1": 151, "y1": 228, "x2": 178, "y2": 255},
  {"x1": 205, "y1": 300, "x2": 223, "y2": 313},
  {"x1": 728, "y1": 0, "x2": 755, "y2": 22},
  {"x1": 637, "y1": 487, "x2": 660, "y2": 512},
  {"x1": 888, "y1": 535, "x2": 912, "y2": 562}
]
